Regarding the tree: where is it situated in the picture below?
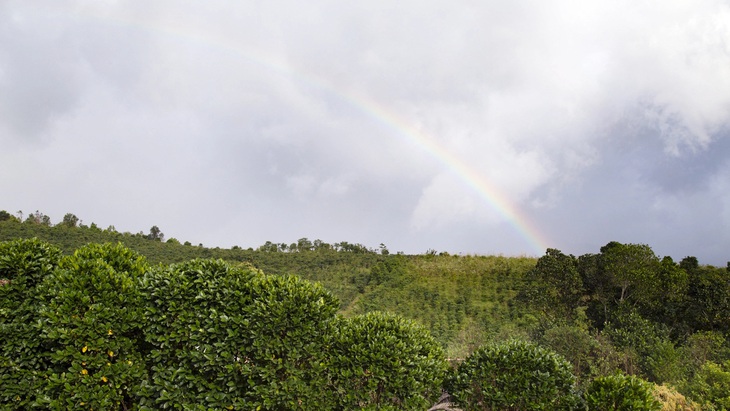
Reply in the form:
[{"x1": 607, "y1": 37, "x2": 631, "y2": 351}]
[
  {"x1": 147, "y1": 225, "x2": 164, "y2": 242},
  {"x1": 600, "y1": 242, "x2": 660, "y2": 305},
  {"x1": 0, "y1": 210, "x2": 14, "y2": 222},
  {"x1": 520, "y1": 248, "x2": 583, "y2": 320},
  {"x1": 682, "y1": 264, "x2": 730, "y2": 333},
  {"x1": 24, "y1": 210, "x2": 51, "y2": 226},
  {"x1": 59, "y1": 213, "x2": 79, "y2": 228},
  {"x1": 297, "y1": 237, "x2": 313, "y2": 252}
]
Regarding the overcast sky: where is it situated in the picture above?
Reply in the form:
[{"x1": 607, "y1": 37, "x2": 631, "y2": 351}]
[{"x1": 2, "y1": 1, "x2": 730, "y2": 264}]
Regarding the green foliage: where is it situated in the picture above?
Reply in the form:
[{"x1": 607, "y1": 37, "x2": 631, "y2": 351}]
[
  {"x1": 25, "y1": 210, "x2": 52, "y2": 226},
  {"x1": 329, "y1": 311, "x2": 448, "y2": 409},
  {"x1": 600, "y1": 242, "x2": 661, "y2": 305},
  {"x1": 0, "y1": 238, "x2": 61, "y2": 409},
  {"x1": 140, "y1": 259, "x2": 340, "y2": 410},
  {"x1": 446, "y1": 339, "x2": 580, "y2": 410},
  {"x1": 540, "y1": 323, "x2": 627, "y2": 384},
  {"x1": 584, "y1": 373, "x2": 662, "y2": 411},
  {"x1": 604, "y1": 309, "x2": 682, "y2": 383},
  {"x1": 682, "y1": 263, "x2": 730, "y2": 334},
  {"x1": 682, "y1": 361, "x2": 730, "y2": 411},
  {"x1": 37, "y1": 243, "x2": 150, "y2": 410},
  {"x1": 520, "y1": 248, "x2": 583, "y2": 320},
  {"x1": 59, "y1": 213, "x2": 80, "y2": 228},
  {"x1": 5, "y1": 220, "x2": 730, "y2": 402},
  {"x1": 0, "y1": 210, "x2": 15, "y2": 222}
]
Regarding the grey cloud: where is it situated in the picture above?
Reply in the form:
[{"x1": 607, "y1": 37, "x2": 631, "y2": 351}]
[{"x1": 2, "y1": 1, "x2": 730, "y2": 264}]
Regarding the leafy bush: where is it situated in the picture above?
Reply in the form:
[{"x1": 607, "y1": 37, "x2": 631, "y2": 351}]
[
  {"x1": 446, "y1": 339, "x2": 579, "y2": 410},
  {"x1": 584, "y1": 373, "x2": 661, "y2": 411},
  {"x1": 328, "y1": 311, "x2": 448, "y2": 409},
  {"x1": 604, "y1": 309, "x2": 681, "y2": 383},
  {"x1": 140, "y1": 259, "x2": 340, "y2": 410},
  {"x1": 0, "y1": 238, "x2": 61, "y2": 409},
  {"x1": 682, "y1": 360, "x2": 730, "y2": 411},
  {"x1": 37, "y1": 243, "x2": 150, "y2": 410}
]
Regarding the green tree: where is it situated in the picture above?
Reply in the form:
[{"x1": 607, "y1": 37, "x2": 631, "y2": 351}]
[
  {"x1": 600, "y1": 242, "x2": 660, "y2": 305},
  {"x1": 520, "y1": 248, "x2": 583, "y2": 320},
  {"x1": 59, "y1": 213, "x2": 79, "y2": 228},
  {"x1": 681, "y1": 262, "x2": 730, "y2": 334},
  {"x1": 24, "y1": 210, "x2": 51, "y2": 226},
  {"x1": 146, "y1": 225, "x2": 163, "y2": 242}
]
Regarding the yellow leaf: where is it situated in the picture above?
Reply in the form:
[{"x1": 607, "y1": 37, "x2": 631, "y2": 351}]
[
  {"x1": 108, "y1": 329, "x2": 113, "y2": 336},
  {"x1": 82, "y1": 345, "x2": 88, "y2": 353},
  {"x1": 108, "y1": 350, "x2": 114, "y2": 357},
  {"x1": 101, "y1": 376, "x2": 108, "y2": 383},
  {"x1": 81, "y1": 369, "x2": 88, "y2": 375}
]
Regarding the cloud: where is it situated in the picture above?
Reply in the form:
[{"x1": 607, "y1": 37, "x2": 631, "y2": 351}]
[{"x1": 1, "y1": 0, "x2": 730, "y2": 263}]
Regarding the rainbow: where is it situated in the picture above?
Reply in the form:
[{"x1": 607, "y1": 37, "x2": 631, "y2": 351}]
[{"x1": 73, "y1": 7, "x2": 551, "y2": 254}]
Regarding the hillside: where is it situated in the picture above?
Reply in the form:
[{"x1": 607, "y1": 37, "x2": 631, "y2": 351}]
[
  {"x1": 0, "y1": 217, "x2": 536, "y2": 358},
  {"x1": 4, "y1": 212, "x2": 730, "y2": 410}
]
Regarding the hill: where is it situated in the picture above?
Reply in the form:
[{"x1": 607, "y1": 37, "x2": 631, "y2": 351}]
[{"x1": 0, "y1": 216, "x2": 536, "y2": 358}]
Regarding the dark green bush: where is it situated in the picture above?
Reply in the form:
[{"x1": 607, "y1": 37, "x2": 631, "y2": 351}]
[
  {"x1": 328, "y1": 311, "x2": 448, "y2": 409},
  {"x1": 140, "y1": 259, "x2": 340, "y2": 410},
  {"x1": 584, "y1": 373, "x2": 661, "y2": 411},
  {"x1": 37, "y1": 243, "x2": 150, "y2": 410},
  {"x1": 0, "y1": 238, "x2": 61, "y2": 409},
  {"x1": 446, "y1": 339, "x2": 580, "y2": 410}
]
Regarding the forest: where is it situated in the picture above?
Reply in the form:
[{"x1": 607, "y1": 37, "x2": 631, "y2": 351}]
[{"x1": 1, "y1": 209, "x2": 729, "y2": 410}]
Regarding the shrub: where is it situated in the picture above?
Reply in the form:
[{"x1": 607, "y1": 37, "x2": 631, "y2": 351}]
[
  {"x1": 140, "y1": 259, "x2": 340, "y2": 410},
  {"x1": 604, "y1": 309, "x2": 681, "y2": 383},
  {"x1": 37, "y1": 243, "x2": 149, "y2": 410},
  {"x1": 446, "y1": 339, "x2": 580, "y2": 410},
  {"x1": 584, "y1": 373, "x2": 661, "y2": 411},
  {"x1": 328, "y1": 311, "x2": 448, "y2": 409},
  {"x1": 652, "y1": 384, "x2": 702, "y2": 411},
  {"x1": 682, "y1": 360, "x2": 730, "y2": 411},
  {"x1": 0, "y1": 238, "x2": 61, "y2": 409}
]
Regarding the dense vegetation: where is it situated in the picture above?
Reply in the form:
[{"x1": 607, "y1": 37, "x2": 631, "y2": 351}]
[{"x1": 2, "y1": 210, "x2": 730, "y2": 409}]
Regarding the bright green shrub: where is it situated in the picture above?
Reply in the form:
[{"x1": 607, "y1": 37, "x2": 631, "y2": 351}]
[
  {"x1": 584, "y1": 373, "x2": 661, "y2": 411},
  {"x1": 682, "y1": 360, "x2": 730, "y2": 410},
  {"x1": 446, "y1": 339, "x2": 580, "y2": 410},
  {"x1": 37, "y1": 243, "x2": 149, "y2": 410},
  {"x1": 0, "y1": 238, "x2": 61, "y2": 409},
  {"x1": 140, "y1": 259, "x2": 340, "y2": 410},
  {"x1": 328, "y1": 311, "x2": 448, "y2": 410}
]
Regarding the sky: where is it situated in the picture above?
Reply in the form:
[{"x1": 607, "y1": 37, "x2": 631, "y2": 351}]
[{"x1": 2, "y1": 1, "x2": 730, "y2": 264}]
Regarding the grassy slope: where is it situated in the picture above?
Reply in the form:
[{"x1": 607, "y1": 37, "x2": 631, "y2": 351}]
[{"x1": 0, "y1": 220, "x2": 537, "y2": 356}]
